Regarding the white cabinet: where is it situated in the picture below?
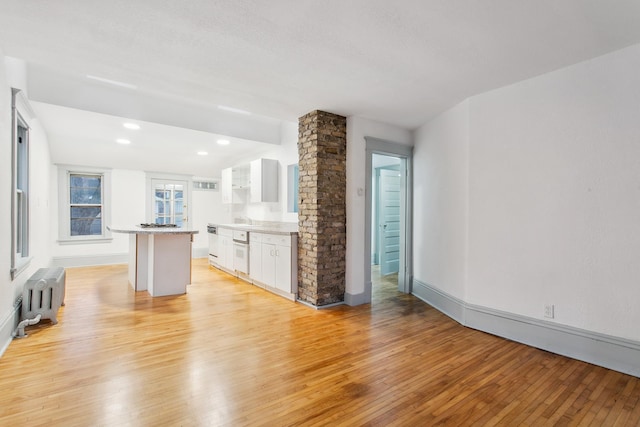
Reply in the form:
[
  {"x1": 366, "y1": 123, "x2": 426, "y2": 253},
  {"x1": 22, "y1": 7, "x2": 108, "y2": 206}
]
[
  {"x1": 217, "y1": 228, "x2": 234, "y2": 271},
  {"x1": 221, "y1": 168, "x2": 233, "y2": 204},
  {"x1": 221, "y1": 166, "x2": 249, "y2": 204},
  {"x1": 222, "y1": 159, "x2": 278, "y2": 204},
  {"x1": 250, "y1": 232, "x2": 297, "y2": 298},
  {"x1": 249, "y1": 233, "x2": 263, "y2": 283},
  {"x1": 261, "y1": 243, "x2": 277, "y2": 288},
  {"x1": 250, "y1": 158, "x2": 279, "y2": 203}
]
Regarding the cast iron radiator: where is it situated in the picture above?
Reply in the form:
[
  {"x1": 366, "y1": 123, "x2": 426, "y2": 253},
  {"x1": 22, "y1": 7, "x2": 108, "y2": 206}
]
[{"x1": 14, "y1": 267, "x2": 66, "y2": 338}]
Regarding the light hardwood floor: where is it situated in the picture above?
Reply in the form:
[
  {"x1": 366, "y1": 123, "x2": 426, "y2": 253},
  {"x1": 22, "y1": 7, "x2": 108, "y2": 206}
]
[{"x1": 1, "y1": 259, "x2": 639, "y2": 426}]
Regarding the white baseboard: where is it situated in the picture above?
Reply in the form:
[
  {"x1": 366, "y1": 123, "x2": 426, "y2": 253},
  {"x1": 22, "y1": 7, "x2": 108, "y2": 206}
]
[
  {"x1": 51, "y1": 253, "x2": 129, "y2": 268},
  {"x1": 192, "y1": 247, "x2": 209, "y2": 258},
  {"x1": 413, "y1": 279, "x2": 640, "y2": 378},
  {"x1": 0, "y1": 299, "x2": 21, "y2": 358},
  {"x1": 53, "y1": 249, "x2": 209, "y2": 268},
  {"x1": 345, "y1": 281, "x2": 372, "y2": 306},
  {"x1": 296, "y1": 298, "x2": 346, "y2": 310},
  {"x1": 412, "y1": 280, "x2": 465, "y2": 322}
]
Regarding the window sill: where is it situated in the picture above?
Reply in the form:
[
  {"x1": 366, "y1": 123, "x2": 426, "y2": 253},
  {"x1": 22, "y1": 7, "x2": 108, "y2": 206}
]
[{"x1": 57, "y1": 237, "x2": 114, "y2": 245}]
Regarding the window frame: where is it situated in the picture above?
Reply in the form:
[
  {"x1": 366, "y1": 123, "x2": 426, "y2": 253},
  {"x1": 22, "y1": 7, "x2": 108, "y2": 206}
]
[
  {"x1": 58, "y1": 165, "x2": 112, "y2": 244},
  {"x1": 10, "y1": 88, "x2": 33, "y2": 279}
]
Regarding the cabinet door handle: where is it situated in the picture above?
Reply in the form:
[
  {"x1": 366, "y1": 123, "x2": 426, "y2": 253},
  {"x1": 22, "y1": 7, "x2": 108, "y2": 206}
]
[
  {"x1": 275, "y1": 249, "x2": 279, "y2": 257},
  {"x1": 270, "y1": 250, "x2": 275, "y2": 257}
]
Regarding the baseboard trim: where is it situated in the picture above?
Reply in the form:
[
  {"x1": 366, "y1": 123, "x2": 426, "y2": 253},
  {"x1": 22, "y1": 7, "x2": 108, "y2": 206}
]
[
  {"x1": 51, "y1": 253, "x2": 129, "y2": 268},
  {"x1": 412, "y1": 279, "x2": 465, "y2": 323},
  {"x1": 192, "y1": 247, "x2": 208, "y2": 258},
  {"x1": 345, "y1": 281, "x2": 372, "y2": 306},
  {"x1": 412, "y1": 279, "x2": 640, "y2": 377},
  {"x1": 0, "y1": 298, "x2": 21, "y2": 358},
  {"x1": 296, "y1": 299, "x2": 346, "y2": 310}
]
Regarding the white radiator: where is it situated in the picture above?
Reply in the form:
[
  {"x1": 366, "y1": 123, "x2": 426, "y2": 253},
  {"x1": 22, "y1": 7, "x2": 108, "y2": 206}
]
[{"x1": 14, "y1": 268, "x2": 66, "y2": 338}]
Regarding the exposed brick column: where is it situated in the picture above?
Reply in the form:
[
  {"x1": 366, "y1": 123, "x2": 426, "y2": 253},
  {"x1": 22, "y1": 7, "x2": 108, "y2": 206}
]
[{"x1": 297, "y1": 110, "x2": 347, "y2": 306}]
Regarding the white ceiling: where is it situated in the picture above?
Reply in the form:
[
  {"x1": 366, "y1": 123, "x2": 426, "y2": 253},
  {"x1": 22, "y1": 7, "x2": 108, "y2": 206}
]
[
  {"x1": 31, "y1": 102, "x2": 277, "y2": 178},
  {"x1": 2, "y1": 1, "x2": 640, "y2": 175}
]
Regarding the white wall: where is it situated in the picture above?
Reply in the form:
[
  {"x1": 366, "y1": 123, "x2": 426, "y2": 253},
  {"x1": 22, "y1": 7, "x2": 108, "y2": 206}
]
[
  {"x1": 241, "y1": 120, "x2": 299, "y2": 224},
  {"x1": 0, "y1": 52, "x2": 15, "y2": 352},
  {"x1": 1, "y1": 53, "x2": 52, "y2": 355},
  {"x1": 413, "y1": 101, "x2": 469, "y2": 300},
  {"x1": 467, "y1": 43, "x2": 640, "y2": 341},
  {"x1": 346, "y1": 116, "x2": 412, "y2": 298},
  {"x1": 414, "y1": 43, "x2": 640, "y2": 342},
  {"x1": 191, "y1": 188, "x2": 226, "y2": 253},
  {"x1": 50, "y1": 169, "x2": 145, "y2": 264}
]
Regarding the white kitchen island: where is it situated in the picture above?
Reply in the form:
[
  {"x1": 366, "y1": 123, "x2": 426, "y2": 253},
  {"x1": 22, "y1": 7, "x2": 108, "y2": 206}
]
[{"x1": 108, "y1": 225, "x2": 199, "y2": 297}]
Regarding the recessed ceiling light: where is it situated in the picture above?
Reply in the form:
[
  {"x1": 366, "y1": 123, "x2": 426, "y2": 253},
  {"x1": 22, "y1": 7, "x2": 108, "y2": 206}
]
[
  {"x1": 86, "y1": 75, "x2": 138, "y2": 90},
  {"x1": 197, "y1": 151, "x2": 208, "y2": 156},
  {"x1": 123, "y1": 122, "x2": 140, "y2": 130},
  {"x1": 217, "y1": 105, "x2": 251, "y2": 115},
  {"x1": 217, "y1": 139, "x2": 230, "y2": 146},
  {"x1": 116, "y1": 138, "x2": 131, "y2": 145}
]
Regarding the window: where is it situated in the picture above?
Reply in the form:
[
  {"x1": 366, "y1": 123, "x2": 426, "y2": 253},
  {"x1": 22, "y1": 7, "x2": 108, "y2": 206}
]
[
  {"x1": 69, "y1": 174, "x2": 103, "y2": 236},
  {"x1": 150, "y1": 179, "x2": 188, "y2": 226},
  {"x1": 11, "y1": 88, "x2": 32, "y2": 279},
  {"x1": 58, "y1": 166, "x2": 112, "y2": 243}
]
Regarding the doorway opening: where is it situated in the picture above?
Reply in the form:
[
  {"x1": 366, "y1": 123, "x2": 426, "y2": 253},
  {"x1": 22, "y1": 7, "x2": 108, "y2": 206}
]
[
  {"x1": 371, "y1": 154, "x2": 402, "y2": 295},
  {"x1": 364, "y1": 137, "x2": 412, "y2": 304},
  {"x1": 146, "y1": 174, "x2": 190, "y2": 228}
]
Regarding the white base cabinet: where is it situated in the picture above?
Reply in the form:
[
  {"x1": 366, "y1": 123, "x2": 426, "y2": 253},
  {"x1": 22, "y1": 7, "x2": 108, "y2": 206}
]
[
  {"x1": 217, "y1": 227, "x2": 235, "y2": 272},
  {"x1": 249, "y1": 232, "x2": 297, "y2": 300},
  {"x1": 249, "y1": 233, "x2": 263, "y2": 283}
]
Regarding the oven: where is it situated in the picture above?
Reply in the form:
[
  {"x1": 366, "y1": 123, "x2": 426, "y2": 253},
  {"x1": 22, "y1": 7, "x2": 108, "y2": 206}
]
[
  {"x1": 207, "y1": 224, "x2": 218, "y2": 266},
  {"x1": 232, "y1": 230, "x2": 249, "y2": 275}
]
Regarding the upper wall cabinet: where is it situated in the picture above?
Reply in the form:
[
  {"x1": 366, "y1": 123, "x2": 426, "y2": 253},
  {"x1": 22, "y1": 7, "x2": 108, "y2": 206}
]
[
  {"x1": 250, "y1": 158, "x2": 278, "y2": 203},
  {"x1": 221, "y1": 165, "x2": 249, "y2": 204},
  {"x1": 221, "y1": 167, "x2": 233, "y2": 204},
  {"x1": 221, "y1": 159, "x2": 277, "y2": 204}
]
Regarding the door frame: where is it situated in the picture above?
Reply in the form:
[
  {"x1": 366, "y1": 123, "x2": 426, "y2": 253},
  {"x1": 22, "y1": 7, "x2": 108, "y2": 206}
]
[
  {"x1": 145, "y1": 172, "x2": 192, "y2": 227},
  {"x1": 364, "y1": 137, "x2": 413, "y2": 296}
]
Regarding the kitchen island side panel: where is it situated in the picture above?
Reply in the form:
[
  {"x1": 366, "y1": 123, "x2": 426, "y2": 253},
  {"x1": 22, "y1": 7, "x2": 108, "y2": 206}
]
[{"x1": 147, "y1": 234, "x2": 191, "y2": 297}]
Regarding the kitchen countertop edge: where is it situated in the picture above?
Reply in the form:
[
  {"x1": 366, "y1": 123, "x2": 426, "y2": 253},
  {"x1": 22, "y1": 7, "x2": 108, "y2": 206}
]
[
  {"x1": 108, "y1": 225, "x2": 199, "y2": 235},
  {"x1": 211, "y1": 223, "x2": 298, "y2": 236}
]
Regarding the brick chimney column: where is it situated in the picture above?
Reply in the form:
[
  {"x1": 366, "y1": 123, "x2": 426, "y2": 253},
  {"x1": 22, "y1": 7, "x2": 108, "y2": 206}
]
[{"x1": 297, "y1": 110, "x2": 347, "y2": 306}]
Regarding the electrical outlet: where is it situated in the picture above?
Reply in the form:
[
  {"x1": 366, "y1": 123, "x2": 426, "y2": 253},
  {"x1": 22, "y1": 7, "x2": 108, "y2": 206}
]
[{"x1": 544, "y1": 304, "x2": 555, "y2": 319}]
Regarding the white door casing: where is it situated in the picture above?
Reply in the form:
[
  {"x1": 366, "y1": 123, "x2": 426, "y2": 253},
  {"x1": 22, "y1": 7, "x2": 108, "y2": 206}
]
[{"x1": 364, "y1": 137, "x2": 413, "y2": 300}]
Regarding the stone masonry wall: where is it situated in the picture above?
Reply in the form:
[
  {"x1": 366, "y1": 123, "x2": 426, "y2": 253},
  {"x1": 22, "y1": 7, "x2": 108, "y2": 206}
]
[{"x1": 297, "y1": 110, "x2": 347, "y2": 306}]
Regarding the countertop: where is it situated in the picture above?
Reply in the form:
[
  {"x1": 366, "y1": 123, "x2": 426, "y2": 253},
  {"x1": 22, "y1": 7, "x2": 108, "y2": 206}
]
[
  {"x1": 108, "y1": 225, "x2": 199, "y2": 235},
  {"x1": 211, "y1": 222, "x2": 298, "y2": 236}
]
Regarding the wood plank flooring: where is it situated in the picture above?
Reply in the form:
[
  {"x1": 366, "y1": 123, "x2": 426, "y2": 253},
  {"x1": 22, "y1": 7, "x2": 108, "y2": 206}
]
[{"x1": 1, "y1": 259, "x2": 639, "y2": 426}]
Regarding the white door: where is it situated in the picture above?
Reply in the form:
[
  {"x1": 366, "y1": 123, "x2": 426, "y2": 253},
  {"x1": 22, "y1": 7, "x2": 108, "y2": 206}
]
[
  {"x1": 379, "y1": 169, "x2": 401, "y2": 276},
  {"x1": 151, "y1": 179, "x2": 188, "y2": 227}
]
